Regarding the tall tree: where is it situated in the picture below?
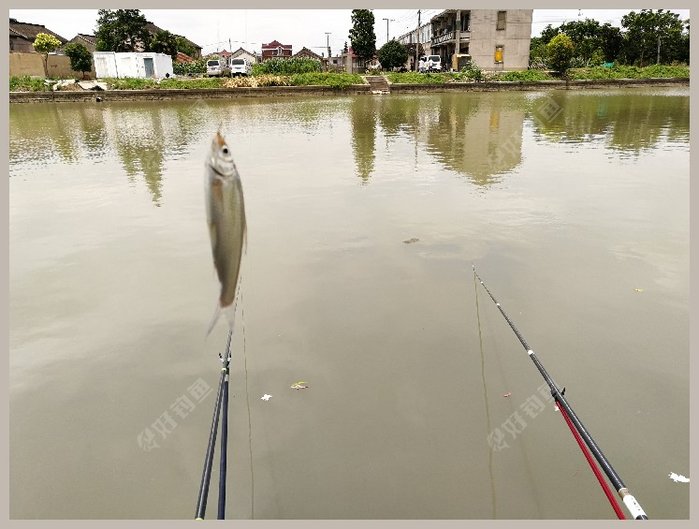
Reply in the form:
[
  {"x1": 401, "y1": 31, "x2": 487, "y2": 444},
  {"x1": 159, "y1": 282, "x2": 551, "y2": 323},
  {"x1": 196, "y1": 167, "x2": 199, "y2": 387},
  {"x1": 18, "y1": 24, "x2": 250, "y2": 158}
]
[
  {"x1": 599, "y1": 23, "x2": 623, "y2": 63},
  {"x1": 95, "y1": 9, "x2": 150, "y2": 52},
  {"x1": 63, "y1": 42, "x2": 93, "y2": 78},
  {"x1": 32, "y1": 33, "x2": 62, "y2": 78},
  {"x1": 621, "y1": 9, "x2": 686, "y2": 65},
  {"x1": 348, "y1": 9, "x2": 376, "y2": 65},
  {"x1": 378, "y1": 40, "x2": 408, "y2": 70},
  {"x1": 546, "y1": 33, "x2": 575, "y2": 75},
  {"x1": 150, "y1": 29, "x2": 178, "y2": 60}
]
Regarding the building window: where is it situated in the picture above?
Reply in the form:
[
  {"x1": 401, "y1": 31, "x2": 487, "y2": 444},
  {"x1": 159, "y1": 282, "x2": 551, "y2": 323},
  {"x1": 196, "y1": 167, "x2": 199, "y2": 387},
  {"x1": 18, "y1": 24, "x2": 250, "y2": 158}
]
[
  {"x1": 496, "y1": 11, "x2": 506, "y2": 31},
  {"x1": 461, "y1": 14, "x2": 470, "y2": 32},
  {"x1": 494, "y1": 45, "x2": 504, "y2": 64}
]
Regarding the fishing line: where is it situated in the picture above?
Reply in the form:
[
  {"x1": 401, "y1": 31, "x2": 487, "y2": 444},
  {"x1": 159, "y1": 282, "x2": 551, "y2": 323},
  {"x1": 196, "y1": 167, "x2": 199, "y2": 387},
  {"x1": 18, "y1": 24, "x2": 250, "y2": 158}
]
[
  {"x1": 241, "y1": 285, "x2": 256, "y2": 519},
  {"x1": 472, "y1": 265, "x2": 648, "y2": 520},
  {"x1": 474, "y1": 269, "x2": 543, "y2": 518},
  {"x1": 473, "y1": 272, "x2": 496, "y2": 518}
]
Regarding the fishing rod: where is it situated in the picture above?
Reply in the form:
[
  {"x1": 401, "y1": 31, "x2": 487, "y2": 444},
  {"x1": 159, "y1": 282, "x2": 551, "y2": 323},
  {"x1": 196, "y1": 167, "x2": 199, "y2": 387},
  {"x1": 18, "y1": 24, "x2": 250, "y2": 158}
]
[
  {"x1": 195, "y1": 329, "x2": 233, "y2": 520},
  {"x1": 472, "y1": 265, "x2": 648, "y2": 520}
]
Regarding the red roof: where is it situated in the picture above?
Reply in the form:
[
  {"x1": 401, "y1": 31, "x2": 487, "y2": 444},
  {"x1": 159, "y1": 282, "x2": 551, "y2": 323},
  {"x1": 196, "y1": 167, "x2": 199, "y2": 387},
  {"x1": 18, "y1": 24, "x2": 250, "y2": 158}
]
[
  {"x1": 176, "y1": 51, "x2": 195, "y2": 63},
  {"x1": 262, "y1": 40, "x2": 291, "y2": 50}
]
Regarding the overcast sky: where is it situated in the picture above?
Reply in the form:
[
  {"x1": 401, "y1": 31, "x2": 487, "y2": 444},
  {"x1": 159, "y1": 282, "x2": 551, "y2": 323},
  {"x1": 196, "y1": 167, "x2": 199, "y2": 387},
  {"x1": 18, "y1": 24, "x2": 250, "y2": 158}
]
[{"x1": 9, "y1": 8, "x2": 691, "y2": 57}]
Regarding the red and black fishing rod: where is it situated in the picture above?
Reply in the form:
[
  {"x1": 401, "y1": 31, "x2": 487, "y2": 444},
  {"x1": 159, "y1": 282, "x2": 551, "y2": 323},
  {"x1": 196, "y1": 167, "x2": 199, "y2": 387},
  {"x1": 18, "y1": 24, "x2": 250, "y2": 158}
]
[{"x1": 472, "y1": 265, "x2": 648, "y2": 520}]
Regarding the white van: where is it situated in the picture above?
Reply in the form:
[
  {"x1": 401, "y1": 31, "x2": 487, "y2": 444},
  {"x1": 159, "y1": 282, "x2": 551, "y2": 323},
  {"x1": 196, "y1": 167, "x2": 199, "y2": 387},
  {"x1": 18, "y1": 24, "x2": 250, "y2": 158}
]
[
  {"x1": 206, "y1": 58, "x2": 231, "y2": 77},
  {"x1": 427, "y1": 55, "x2": 442, "y2": 72},
  {"x1": 230, "y1": 57, "x2": 252, "y2": 76}
]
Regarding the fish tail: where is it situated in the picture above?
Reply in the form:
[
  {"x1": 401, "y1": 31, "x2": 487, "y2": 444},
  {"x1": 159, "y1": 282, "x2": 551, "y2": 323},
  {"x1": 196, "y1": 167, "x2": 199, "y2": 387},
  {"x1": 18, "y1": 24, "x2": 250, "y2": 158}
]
[
  {"x1": 205, "y1": 301, "x2": 222, "y2": 337},
  {"x1": 205, "y1": 299, "x2": 238, "y2": 337}
]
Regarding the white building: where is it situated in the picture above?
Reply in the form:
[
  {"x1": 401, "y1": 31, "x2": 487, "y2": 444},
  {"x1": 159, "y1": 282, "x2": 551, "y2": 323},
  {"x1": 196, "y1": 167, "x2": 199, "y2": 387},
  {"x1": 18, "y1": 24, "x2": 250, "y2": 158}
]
[{"x1": 93, "y1": 52, "x2": 174, "y2": 79}]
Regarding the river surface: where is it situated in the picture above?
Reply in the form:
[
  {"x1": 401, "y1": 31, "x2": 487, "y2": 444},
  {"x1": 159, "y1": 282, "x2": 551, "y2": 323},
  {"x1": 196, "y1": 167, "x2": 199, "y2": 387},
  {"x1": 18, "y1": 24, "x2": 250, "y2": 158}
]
[{"x1": 9, "y1": 87, "x2": 689, "y2": 519}]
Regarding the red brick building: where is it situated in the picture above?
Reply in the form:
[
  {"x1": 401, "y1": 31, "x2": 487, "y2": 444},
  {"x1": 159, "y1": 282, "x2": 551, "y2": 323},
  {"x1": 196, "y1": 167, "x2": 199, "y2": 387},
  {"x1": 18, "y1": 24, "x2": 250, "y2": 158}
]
[{"x1": 261, "y1": 39, "x2": 292, "y2": 60}]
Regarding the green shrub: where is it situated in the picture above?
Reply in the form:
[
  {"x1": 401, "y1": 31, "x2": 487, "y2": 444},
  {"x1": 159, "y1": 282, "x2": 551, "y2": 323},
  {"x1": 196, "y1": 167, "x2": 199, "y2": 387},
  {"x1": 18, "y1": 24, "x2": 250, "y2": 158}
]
[
  {"x1": 386, "y1": 72, "x2": 448, "y2": 84},
  {"x1": 173, "y1": 58, "x2": 207, "y2": 76},
  {"x1": 289, "y1": 72, "x2": 363, "y2": 88},
  {"x1": 10, "y1": 75, "x2": 48, "y2": 92},
  {"x1": 252, "y1": 57, "x2": 322, "y2": 75},
  {"x1": 490, "y1": 70, "x2": 554, "y2": 81}
]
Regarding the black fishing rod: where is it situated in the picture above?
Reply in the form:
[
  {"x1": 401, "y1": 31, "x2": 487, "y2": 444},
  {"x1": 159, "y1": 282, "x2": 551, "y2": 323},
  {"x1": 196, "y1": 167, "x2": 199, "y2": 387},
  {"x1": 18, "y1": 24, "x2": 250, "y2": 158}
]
[
  {"x1": 195, "y1": 329, "x2": 233, "y2": 520},
  {"x1": 472, "y1": 265, "x2": 648, "y2": 520}
]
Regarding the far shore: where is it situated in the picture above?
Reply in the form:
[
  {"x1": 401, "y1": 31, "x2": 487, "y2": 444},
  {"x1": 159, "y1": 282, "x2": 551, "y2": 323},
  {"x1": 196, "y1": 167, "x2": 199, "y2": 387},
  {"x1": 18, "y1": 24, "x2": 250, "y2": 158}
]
[{"x1": 9, "y1": 76, "x2": 688, "y2": 103}]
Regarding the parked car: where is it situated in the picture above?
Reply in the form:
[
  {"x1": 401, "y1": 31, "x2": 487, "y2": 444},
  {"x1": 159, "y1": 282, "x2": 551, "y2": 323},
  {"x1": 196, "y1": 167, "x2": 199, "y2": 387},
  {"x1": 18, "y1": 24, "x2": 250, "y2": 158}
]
[
  {"x1": 230, "y1": 57, "x2": 252, "y2": 76},
  {"x1": 426, "y1": 55, "x2": 442, "y2": 72},
  {"x1": 206, "y1": 59, "x2": 231, "y2": 77}
]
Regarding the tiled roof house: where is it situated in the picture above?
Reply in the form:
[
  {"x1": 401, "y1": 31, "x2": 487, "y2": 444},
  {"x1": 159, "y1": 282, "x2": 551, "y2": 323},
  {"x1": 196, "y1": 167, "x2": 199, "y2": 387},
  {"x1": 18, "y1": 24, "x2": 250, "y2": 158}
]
[{"x1": 9, "y1": 17, "x2": 67, "y2": 52}]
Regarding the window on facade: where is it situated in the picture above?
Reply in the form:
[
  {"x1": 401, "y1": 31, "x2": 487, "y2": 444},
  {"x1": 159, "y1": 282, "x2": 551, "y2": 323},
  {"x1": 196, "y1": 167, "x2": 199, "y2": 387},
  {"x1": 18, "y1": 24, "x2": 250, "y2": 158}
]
[
  {"x1": 496, "y1": 11, "x2": 506, "y2": 30},
  {"x1": 494, "y1": 45, "x2": 504, "y2": 64},
  {"x1": 461, "y1": 14, "x2": 470, "y2": 32}
]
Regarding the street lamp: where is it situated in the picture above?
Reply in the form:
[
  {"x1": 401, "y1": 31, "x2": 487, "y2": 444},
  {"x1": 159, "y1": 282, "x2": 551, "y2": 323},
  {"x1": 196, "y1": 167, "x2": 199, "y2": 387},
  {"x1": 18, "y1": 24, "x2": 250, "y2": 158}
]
[{"x1": 382, "y1": 18, "x2": 395, "y2": 43}]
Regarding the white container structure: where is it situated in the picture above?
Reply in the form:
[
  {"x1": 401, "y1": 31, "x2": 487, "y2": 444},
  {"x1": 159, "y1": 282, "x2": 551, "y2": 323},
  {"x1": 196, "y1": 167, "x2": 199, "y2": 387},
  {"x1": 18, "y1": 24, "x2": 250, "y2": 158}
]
[{"x1": 93, "y1": 52, "x2": 174, "y2": 79}]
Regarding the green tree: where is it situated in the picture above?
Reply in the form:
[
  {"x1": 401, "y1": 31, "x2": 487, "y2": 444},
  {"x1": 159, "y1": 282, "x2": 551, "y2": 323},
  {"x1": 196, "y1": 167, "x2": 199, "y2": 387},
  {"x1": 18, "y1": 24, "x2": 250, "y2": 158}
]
[
  {"x1": 63, "y1": 42, "x2": 93, "y2": 78},
  {"x1": 95, "y1": 9, "x2": 150, "y2": 52},
  {"x1": 348, "y1": 9, "x2": 376, "y2": 66},
  {"x1": 378, "y1": 40, "x2": 408, "y2": 70},
  {"x1": 621, "y1": 9, "x2": 686, "y2": 65},
  {"x1": 33, "y1": 33, "x2": 62, "y2": 78},
  {"x1": 600, "y1": 23, "x2": 623, "y2": 63},
  {"x1": 539, "y1": 24, "x2": 560, "y2": 44},
  {"x1": 529, "y1": 36, "x2": 548, "y2": 67},
  {"x1": 175, "y1": 36, "x2": 198, "y2": 58},
  {"x1": 150, "y1": 29, "x2": 178, "y2": 60},
  {"x1": 546, "y1": 33, "x2": 574, "y2": 75}
]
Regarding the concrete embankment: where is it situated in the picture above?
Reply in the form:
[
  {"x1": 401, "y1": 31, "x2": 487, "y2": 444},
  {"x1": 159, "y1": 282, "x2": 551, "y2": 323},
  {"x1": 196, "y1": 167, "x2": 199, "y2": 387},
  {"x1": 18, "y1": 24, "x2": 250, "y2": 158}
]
[{"x1": 9, "y1": 77, "x2": 688, "y2": 103}]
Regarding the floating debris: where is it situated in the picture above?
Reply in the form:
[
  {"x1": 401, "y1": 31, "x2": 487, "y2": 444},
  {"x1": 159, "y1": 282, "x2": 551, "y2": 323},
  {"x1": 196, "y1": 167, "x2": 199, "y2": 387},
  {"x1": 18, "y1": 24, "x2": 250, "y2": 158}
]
[
  {"x1": 668, "y1": 472, "x2": 690, "y2": 483},
  {"x1": 260, "y1": 394, "x2": 272, "y2": 401},
  {"x1": 290, "y1": 381, "x2": 309, "y2": 390},
  {"x1": 634, "y1": 288, "x2": 644, "y2": 293},
  {"x1": 403, "y1": 237, "x2": 420, "y2": 244},
  {"x1": 502, "y1": 392, "x2": 512, "y2": 398}
]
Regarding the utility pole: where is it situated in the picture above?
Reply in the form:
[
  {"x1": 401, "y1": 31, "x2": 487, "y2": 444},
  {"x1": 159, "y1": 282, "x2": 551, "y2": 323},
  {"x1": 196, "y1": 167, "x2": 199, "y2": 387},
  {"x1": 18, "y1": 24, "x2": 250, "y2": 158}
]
[
  {"x1": 382, "y1": 17, "x2": 394, "y2": 43},
  {"x1": 415, "y1": 9, "x2": 421, "y2": 70},
  {"x1": 325, "y1": 32, "x2": 331, "y2": 59}
]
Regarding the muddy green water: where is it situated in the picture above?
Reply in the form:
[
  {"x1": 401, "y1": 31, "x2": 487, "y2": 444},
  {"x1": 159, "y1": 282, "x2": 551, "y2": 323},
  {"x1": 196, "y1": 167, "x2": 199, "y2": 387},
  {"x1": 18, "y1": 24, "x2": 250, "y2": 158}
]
[{"x1": 9, "y1": 87, "x2": 689, "y2": 519}]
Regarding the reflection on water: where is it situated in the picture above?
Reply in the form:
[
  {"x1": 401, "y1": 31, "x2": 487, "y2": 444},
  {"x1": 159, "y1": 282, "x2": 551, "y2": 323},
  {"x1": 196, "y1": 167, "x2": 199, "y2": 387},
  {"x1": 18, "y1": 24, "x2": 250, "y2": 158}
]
[
  {"x1": 350, "y1": 96, "x2": 377, "y2": 182},
  {"x1": 10, "y1": 89, "x2": 690, "y2": 197},
  {"x1": 529, "y1": 90, "x2": 690, "y2": 154}
]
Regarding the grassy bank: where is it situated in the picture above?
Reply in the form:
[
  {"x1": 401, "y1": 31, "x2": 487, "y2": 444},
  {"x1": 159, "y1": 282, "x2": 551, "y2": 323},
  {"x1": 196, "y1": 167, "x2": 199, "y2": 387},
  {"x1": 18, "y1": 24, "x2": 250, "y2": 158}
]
[
  {"x1": 9, "y1": 72, "x2": 365, "y2": 92},
  {"x1": 10, "y1": 64, "x2": 687, "y2": 92},
  {"x1": 387, "y1": 64, "x2": 689, "y2": 84}
]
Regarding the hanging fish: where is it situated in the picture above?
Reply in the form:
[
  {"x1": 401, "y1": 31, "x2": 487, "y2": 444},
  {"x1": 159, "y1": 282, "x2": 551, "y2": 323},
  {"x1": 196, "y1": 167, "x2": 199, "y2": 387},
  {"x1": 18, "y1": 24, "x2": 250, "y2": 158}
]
[{"x1": 204, "y1": 131, "x2": 247, "y2": 335}]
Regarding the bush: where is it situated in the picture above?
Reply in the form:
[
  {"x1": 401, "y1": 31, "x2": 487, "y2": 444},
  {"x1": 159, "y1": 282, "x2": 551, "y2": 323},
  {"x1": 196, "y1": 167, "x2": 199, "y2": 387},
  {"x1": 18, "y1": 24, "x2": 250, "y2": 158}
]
[
  {"x1": 289, "y1": 72, "x2": 363, "y2": 88},
  {"x1": 10, "y1": 75, "x2": 48, "y2": 92},
  {"x1": 546, "y1": 33, "x2": 575, "y2": 74},
  {"x1": 490, "y1": 69, "x2": 554, "y2": 81},
  {"x1": 173, "y1": 57, "x2": 207, "y2": 76},
  {"x1": 386, "y1": 72, "x2": 448, "y2": 84},
  {"x1": 252, "y1": 57, "x2": 322, "y2": 75},
  {"x1": 568, "y1": 64, "x2": 689, "y2": 80}
]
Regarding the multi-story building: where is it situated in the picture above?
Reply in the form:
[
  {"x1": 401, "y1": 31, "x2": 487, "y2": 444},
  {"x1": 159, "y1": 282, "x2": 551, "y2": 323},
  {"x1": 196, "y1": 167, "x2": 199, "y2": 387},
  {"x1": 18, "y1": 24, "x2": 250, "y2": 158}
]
[
  {"x1": 396, "y1": 9, "x2": 532, "y2": 71},
  {"x1": 261, "y1": 40, "x2": 292, "y2": 60}
]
